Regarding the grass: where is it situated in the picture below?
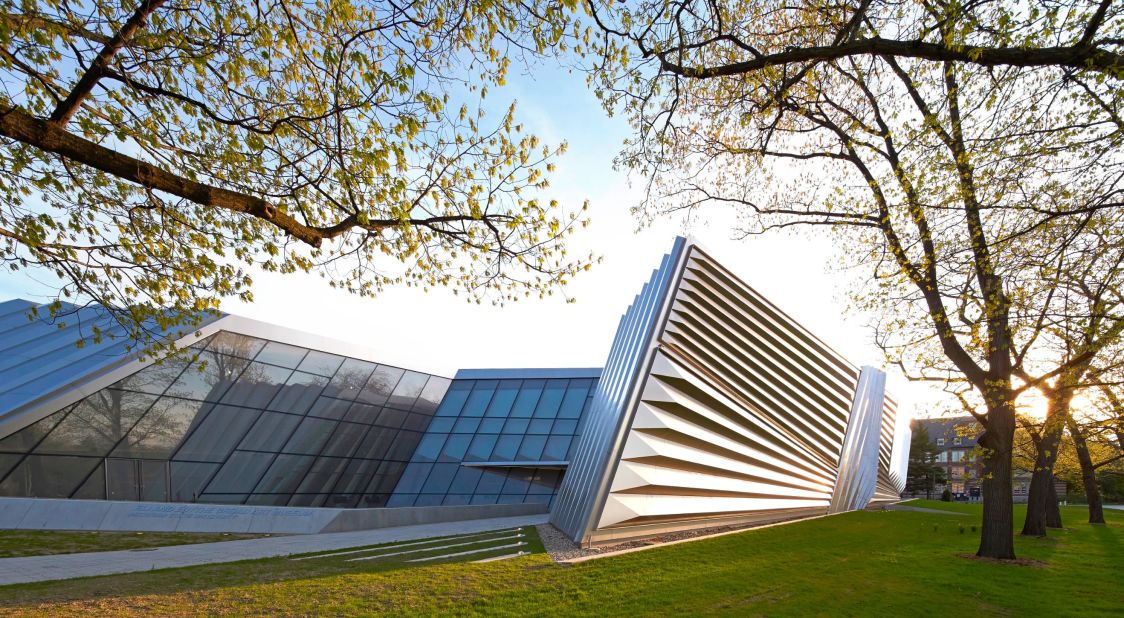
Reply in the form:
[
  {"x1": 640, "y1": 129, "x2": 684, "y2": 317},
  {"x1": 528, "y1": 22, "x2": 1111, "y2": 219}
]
[
  {"x1": 0, "y1": 502, "x2": 1121, "y2": 616},
  {"x1": 0, "y1": 530, "x2": 272, "y2": 558}
]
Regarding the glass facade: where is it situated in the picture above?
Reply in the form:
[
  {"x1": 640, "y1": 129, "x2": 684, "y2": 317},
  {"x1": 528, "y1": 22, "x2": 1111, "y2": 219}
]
[
  {"x1": 388, "y1": 376, "x2": 596, "y2": 508},
  {"x1": 0, "y1": 331, "x2": 449, "y2": 508}
]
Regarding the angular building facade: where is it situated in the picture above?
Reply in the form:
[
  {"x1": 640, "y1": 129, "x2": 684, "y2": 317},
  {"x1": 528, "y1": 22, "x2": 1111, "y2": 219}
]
[{"x1": 0, "y1": 238, "x2": 909, "y2": 543}]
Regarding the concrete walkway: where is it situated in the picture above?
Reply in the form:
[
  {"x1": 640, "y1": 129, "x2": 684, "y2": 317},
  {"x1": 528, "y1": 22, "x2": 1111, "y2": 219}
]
[
  {"x1": 1106, "y1": 504, "x2": 1123, "y2": 511},
  {"x1": 0, "y1": 513, "x2": 548, "y2": 586},
  {"x1": 885, "y1": 504, "x2": 971, "y2": 516}
]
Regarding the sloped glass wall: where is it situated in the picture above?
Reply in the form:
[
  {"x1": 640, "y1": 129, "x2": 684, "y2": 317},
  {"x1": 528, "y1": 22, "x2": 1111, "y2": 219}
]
[{"x1": 0, "y1": 331, "x2": 449, "y2": 508}]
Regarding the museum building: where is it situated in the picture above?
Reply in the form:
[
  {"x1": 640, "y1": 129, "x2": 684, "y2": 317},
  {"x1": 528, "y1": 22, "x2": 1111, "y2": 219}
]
[{"x1": 0, "y1": 238, "x2": 909, "y2": 545}]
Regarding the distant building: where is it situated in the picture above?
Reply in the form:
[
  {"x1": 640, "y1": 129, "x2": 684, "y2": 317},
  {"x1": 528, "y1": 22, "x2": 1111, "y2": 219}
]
[{"x1": 913, "y1": 416, "x2": 982, "y2": 500}]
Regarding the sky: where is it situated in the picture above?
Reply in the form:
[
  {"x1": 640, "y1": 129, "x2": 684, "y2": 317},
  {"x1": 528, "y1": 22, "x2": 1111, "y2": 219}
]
[{"x1": 0, "y1": 58, "x2": 967, "y2": 424}]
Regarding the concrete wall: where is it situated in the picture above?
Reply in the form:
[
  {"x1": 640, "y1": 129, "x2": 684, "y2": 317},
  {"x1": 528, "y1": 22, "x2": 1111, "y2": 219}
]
[{"x1": 0, "y1": 497, "x2": 547, "y2": 534}]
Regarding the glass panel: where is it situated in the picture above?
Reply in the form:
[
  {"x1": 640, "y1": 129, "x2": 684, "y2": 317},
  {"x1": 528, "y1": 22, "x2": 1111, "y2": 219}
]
[
  {"x1": 0, "y1": 453, "x2": 22, "y2": 482},
  {"x1": 439, "y1": 434, "x2": 472, "y2": 462},
  {"x1": 414, "y1": 494, "x2": 443, "y2": 507},
  {"x1": 447, "y1": 466, "x2": 483, "y2": 494},
  {"x1": 401, "y1": 412, "x2": 432, "y2": 433},
  {"x1": 460, "y1": 381, "x2": 497, "y2": 417},
  {"x1": 465, "y1": 434, "x2": 498, "y2": 462},
  {"x1": 478, "y1": 418, "x2": 505, "y2": 434},
  {"x1": 0, "y1": 455, "x2": 100, "y2": 498},
  {"x1": 320, "y1": 422, "x2": 367, "y2": 458},
  {"x1": 442, "y1": 494, "x2": 471, "y2": 506},
  {"x1": 169, "y1": 461, "x2": 220, "y2": 501},
  {"x1": 529, "y1": 469, "x2": 561, "y2": 494},
  {"x1": 296, "y1": 350, "x2": 345, "y2": 378},
  {"x1": 552, "y1": 419, "x2": 579, "y2": 435},
  {"x1": 452, "y1": 417, "x2": 482, "y2": 434},
  {"x1": 420, "y1": 463, "x2": 459, "y2": 494},
  {"x1": 356, "y1": 365, "x2": 404, "y2": 406},
  {"x1": 541, "y1": 435, "x2": 572, "y2": 461},
  {"x1": 412, "y1": 377, "x2": 451, "y2": 415},
  {"x1": 368, "y1": 460, "x2": 405, "y2": 494},
  {"x1": 140, "y1": 460, "x2": 168, "y2": 501},
  {"x1": 342, "y1": 402, "x2": 380, "y2": 423},
  {"x1": 470, "y1": 494, "x2": 498, "y2": 505},
  {"x1": 205, "y1": 451, "x2": 274, "y2": 493},
  {"x1": 114, "y1": 353, "x2": 192, "y2": 395},
  {"x1": 308, "y1": 397, "x2": 352, "y2": 423},
  {"x1": 501, "y1": 469, "x2": 533, "y2": 495},
  {"x1": 282, "y1": 416, "x2": 339, "y2": 455},
  {"x1": 205, "y1": 331, "x2": 268, "y2": 359},
  {"x1": 106, "y1": 458, "x2": 139, "y2": 501},
  {"x1": 497, "y1": 494, "x2": 525, "y2": 505},
  {"x1": 426, "y1": 417, "x2": 456, "y2": 434},
  {"x1": 353, "y1": 427, "x2": 398, "y2": 460},
  {"x1": 411, "y1": 434, "x2": 446, "y2": 463},
  {"x1": 358, "y1": 493, "x2": 390, "y2": 508},
  {"x1": 254, "y1": 341, "x2": 308, "y2": 369},
  {"x1": 387, "y1": 371, "x2": 430, "y2": 410},
  {"x1": 111, "y1": 397, "x2": 214, "y2": 459},
  {"x1": 71, "y1": 461, "x2": 106, "y2": 499},
  {"x1": 517, "y1": 435, "x2": 548, "y2": 460},
  {"x1": 252, "y1": 454, "x2": 314, "y2": 494},
  {"x1": 392, "y1": 462, "x2": 432, "y2": 493},
  {"x1": 164, "y1": 353, "x2": 249, "y2": 401},
  {"x1": 528, "y1": 419, "x2": 553, "y2": 434},
  {"x1": 386, "y1": 493, "x2": 415, "y2": 507},
  {"x1": 238, "y1": 411, "x2": 302, "y2": 452},
  {"x1": 323, "y1": 358, "x2": 376, "y2": 400},
  {"x1": 287, "y1": 493, "x2": 327, "y2": 507},
  {"x1": 483, "y1": 380, "x2": 521, "y2": 417},
  {"x1": 509, "y1": 379, "x2": 544, "y2": 418},
  {"x1": 474, "y1": 469, "x2": 508, "y2": 493},
  {"x1": 375, "y1": 407, "x2": 408, "y2": 429},
  {"x1": 501, "y1": 418, "x2": 529, "y2": 435},
  {"x1": 324, "y1": 494, "x2": 358, "y2": 508},
  {"x1": 532, "y1": 379, "x2": 568, "y2": 418},
  {"x1": 219, "y1": 362, "x2": 293, "y2": 408},
  {"x1": 332, "y1": 458, "x2": 381, "y2": 495},
  {"x1": 558, "y1": 379, "x2": 594, "y2": 418},
  {"x1": 491, "y1": 435, "x2": 521, "y2": 460},
  {"x1": 295, "y1": 457, "x2": 349, "y2": 493},
  {"x1": 35, "y1": 391, "x2": 158, "y2": 456},
  {"x1": 199, "y1": 493, "x2": 247, "y2": 504},
  {"x1": 433, "y1": 381, "x2": 472, "y2": 417},
  {"x1": 245, "y1": 494, "x2": 291, "y2": 506},
  {"x1": 268, "y1": 371, "x2": 328, "y2": 415},
  {"x1": 388, "y1": 431, "x2": 423, "y2": 461},
  {"x1": 0, "y1": 407, "x2": 71, "y2": 453},
  {"x1": 174, "y1": 404, "x2": 259, "y2": 462}
]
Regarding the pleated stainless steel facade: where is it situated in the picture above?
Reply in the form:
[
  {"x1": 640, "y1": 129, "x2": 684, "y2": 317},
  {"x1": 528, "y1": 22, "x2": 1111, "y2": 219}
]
[
  {"x1": 828, "y1": 367, "x2": 886, "y2": 513},
  {"x1": 550, "y1": 238, "x2": 904, "y2": 544}
]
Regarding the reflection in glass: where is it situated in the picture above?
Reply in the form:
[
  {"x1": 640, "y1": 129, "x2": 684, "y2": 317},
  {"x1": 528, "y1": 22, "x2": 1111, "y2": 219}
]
[
  {"x1": 35, "y1": 391, "x2": 158, "y2": 456},
  {"x1": 106, "y1": 458, "x2": 139, "y2": 501},
  {"x1": 238, "y1": 411, "x2": 302, "y2": 452},
  {"x1": 460, "y1": 381, "x2": 497, "y2": 418},
  {"x1": 205, "y1": 331, "x2": 268, "y2": 359},
  {"x1": 268, "y1": 371, "x2": 328, "y2": 415},
  {"x1": 164, "y1": 353, "x2": 248, "y2": 401},
  {"x1": 205, "y1": 451, "x2": 274, "y2": 493},
  {"x1": 323, "y1": 358, "x2": 376, "y2": 400},
  {"x1": 253, "y1": 453, "x2": 314, "y2": 494},
  {"x1": 169, "y1": 461, "x2": 219, "y2": 501},
  {"x1": 174, "y1": 404, "x2": 259, "y2": 462},
  {"x1": 356, "y1": 365, "x2": 404, "y2": 406},
  {"x1": 111, "y1": 397, "x2": 213, "y2": 459},
  {"x1": 254, "y1": 341, "x2": 308, "y2": 368},
  {"x1": 219, "y1": 362, "x2": 292, "y2": 408},
  {"x1": 433, "y1": 381, "x2": 472, "y2": 417},
  {"x1": 387, "y1": 371, "x2": 430, "y2": 410},
  {"x1": 413, "y1": 377, "x2": 451, "y2": 414},
  {"x1": 0, "y1": 455, "x2": 100, "y2": 498},
  {"x1": 282, "y1": 416, "x2": 338, "y2": 455},
  {"x1": 296, "y1": 350, "x2": 345, "y2": 378},
  {"x1": 0, "y1": 407, "x2": 72, "y2": 453},
  {"x1": 483, "y1": 380, "x2": 521, "y2": 417}
]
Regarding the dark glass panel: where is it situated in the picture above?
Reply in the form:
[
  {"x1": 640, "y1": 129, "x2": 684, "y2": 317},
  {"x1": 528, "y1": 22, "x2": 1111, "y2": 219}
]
[
  {"x1": 332, "y1": 458, "x2": 381, "y2": 495},
  {"x1": 420, "y1": 463, "x2": 459, "y2": 494},
  {"x1": 358, "y1": 493, "x2": 390, "y2": 508},
  {"x1": 71, "y1": 461, "x2": 106, "y2": 499},
  {"x1": 198, "y1": 493, "x2": 248, "y2": 504},
  {"x1": 307, "y1": 395, "x2": 353, "y2": 421},
  {"x1": 387, "y1": 371, "x2": 430, "y2": 410},
  {"x1": 324, "y1": 494, "x2": 359, "y2": 508},
  {"x1": 414, "y1": 494, "x2": 443, "y2": 507},
  {"x1": 294, "y1": 456, "x2": 350, "y2": 494},
  {"x1": 557, "y1": 379, "x2": 594, "y2": 418},
  {"x1": 174, "y1": 404, "x2": 259, "y2": 462},
  {"x1": 509, "y1": 379, "x2": 545, "y2": 418},
  {"x1": 219, "y1": 362, "x2": 293, "y2": 408},
  {"x1": 252, "y1": 454, "x2": 314, "y2": 494},
  {"x1": 477, "y1": 418, "x2": 505, "y2": 434},
  {"x1": 282, "y1": 416, "x2": 339, "y2": 455},
  {"x1": 254, "y1": 341, "x2": 308, "y2": 369},
  {"x1": 491, "y1": 435, "x2": 521, "y2": 460},
  {"x1": 375, "y1": 407, "x2": 408, "y2": 429},
  {"x1": 205, "y1": 451, "x2": 274, "y2": 493},
  {"x1": 497, "y1": 494, "x2": 525, "y2": 505},
  {"x1": 393, "y1": 462, "x2": 432, "y2": 494},
  {"x1": 411, "y1": 434, "x2": 446, "y2": 463},
  {"x1": 528, "y1": 469, "x2": 561, "y2": 494},
  {"x1": 106, "y1": 458, "x2": 139, "y2": 501},
  {"x1": 35, "y1": 391, "x2": 157, "y2": 456},
  {"x1": 114, "y1": 352, "x2": 192, "y2": 395},
  {"x1": 460, "y1": 380, "x2": 497, "y2": 418},
  {"x1": 0, "y1": 455, "x2": 100, "y2": 498},
  {"x1": 367, "y1": 460, "x2": 405, "y2": 494},
  {"x1": 268, "y1": 371, "x2": 328, "y2": 415},
  {"x1": 482, "y1": 380, "x2": 521, "y2": 417},
  {"x1": 320, "y1": 422, "x2": 367, "y2": 458},
  {"x1": 0, "y1": 407, "x2": 71, "y2": 453},
  {"x1": 501, "y1": 469, "x2": 533, "y2": 495},
  {"x1": 452, "y1": 417, "x2": 482, "y2": 434},
  {"x1": 531, "y1": 379, "x2": 568, "y2": 418},
  {"x1": 470, "y1": 494, "x2": 498, "y2": 505},
  {"x1": 439, "y1": 434, "x2": 472, "y2": 462},
  {"x1": 387, "y1": 431, "x2": 422, "y2": 461},
  {"x1": 433, "y1": 381, "x2": 472, "y2": 417},
  {"x1": 169, "y1": 461, "x2": 220, "y2": 502},
  {"x1": 323, "y1": 358, "x2": 376, "y2": 400},
  {"x1": 474, "y1": 469, "x2": 508, "y2": 493},
  {"x1": 287, "y1": 494, "x2": 328, "y2": 507},
  {"x1": 164, "y1": 353, "x2": 249, "y2": 401},
  {"x1": 342, "y1": 401, "x2": 380, "y2": 423},
  {"x1": 426, "y1": 417, "x2": 456, "y2": 434},
  {"x1": 111, "y1": 397, "x2": 214, "y2": 459},
  {"x1": 245, "y1": 494, "x2": 291, "y2": 506},
  {"x1": 412, "y1": 377, "x2": 451, "y2": 415},
  {"x1": 205, "y1": 331, "x2": 268, "y2": 359},
  {"x1": 353, "y1": 426, "x2": 398, "y2": 460},
  {"x1": 541, "y1": 435, "x2": 572, "y2": 461},
  {"x1": 296, "y1": 350, "x2": 345, "y2": 378},
  {"x1": 0, "y1": 453, "x2": 22, "y2": 482},
  {"x1": 401, "y1": 412, "x2": 432, "y2": 433},
  {"x1": 517, "y1": 435, "x2": 548, "y2": 461},
  {"x1": 465, "y1": 434, "x2": 499, "y2": 462},
  {"x1": 237, "y1": 411, "x2": 302, "y2": 453},
  {"x1": 501, "y1": 418, "x2": 529, "y2": 435},
  {"x1": 442, "y1": 494, "x2": 471, "y2": 506},
  {"x1": 527, "y1": 419, "x2": 553, "y2": 434},
  {"x1": 526, "y1": 494, "x2": 551, "y2": 506},
  {"x1": 552, "y1": 419, "x2": 579, "y2": 435},
  {"x1": 356, "y1": 365, "x2": 404, "y2": 406},
  {"x1": 140, "y1": 460, "x2": 168, "y2": 501},
  {"x1": 447, "y1": 466, "x2": 483, "y2": 494},
  {"x1": 386, "y1": 493, "x2": 415, "y2": 507}
]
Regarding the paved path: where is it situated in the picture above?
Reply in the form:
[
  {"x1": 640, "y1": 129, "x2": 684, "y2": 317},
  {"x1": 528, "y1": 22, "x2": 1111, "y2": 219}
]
[
  {"x1": 0, "y1": 513, "x2": 548, "y2": 586},
  {"x1": 1106, "y1": 504, "x2": 1124, "y2": 511},
  {"x1": 885, "y1": 504, "x2": 971, "y2": 516}
]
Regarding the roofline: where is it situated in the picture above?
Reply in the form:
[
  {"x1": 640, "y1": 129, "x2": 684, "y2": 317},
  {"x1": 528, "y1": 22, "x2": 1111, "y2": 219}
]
[{"x1": 453, "y1": 367, "x2": 602, "y2": 380}]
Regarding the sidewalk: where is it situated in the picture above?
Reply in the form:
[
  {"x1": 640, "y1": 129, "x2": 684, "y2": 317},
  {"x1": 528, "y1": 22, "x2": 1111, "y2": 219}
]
[{"x1": 0, "y1": 513, "x2": 548, "y2": 586}]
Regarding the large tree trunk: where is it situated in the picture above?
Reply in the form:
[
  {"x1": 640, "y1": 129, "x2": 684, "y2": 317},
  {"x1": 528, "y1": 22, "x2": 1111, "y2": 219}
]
[
  {"x1": 1045, "y1": 477, "x2": 1063, "y2": 529},
  {"x1": 978, "y1": 398, "x2": 1017, "y2": 559},
  {"x1": 1068, "y1": 418, "x2": 1105, "y2": 524},
  {"x1": 1022, "y1": 394, "x2": 1068, "y2": 536}
]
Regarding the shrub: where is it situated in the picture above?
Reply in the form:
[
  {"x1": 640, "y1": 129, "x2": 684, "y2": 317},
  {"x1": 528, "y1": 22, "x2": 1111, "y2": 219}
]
[{"x1": 941, "y1": 489, "x2": 952, "y2": 502}]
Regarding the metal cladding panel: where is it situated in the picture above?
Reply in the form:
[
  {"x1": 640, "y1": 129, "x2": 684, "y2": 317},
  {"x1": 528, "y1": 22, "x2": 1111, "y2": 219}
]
[
  {"x1": 828, "y1": 367, "x2": 887, "y2": 513},
  {"x1": 888, "y1": 415, "x2": 911, "y2": 495},
  {"x1": 549, "y1": 239, "x2": 687, "y2": 542}
]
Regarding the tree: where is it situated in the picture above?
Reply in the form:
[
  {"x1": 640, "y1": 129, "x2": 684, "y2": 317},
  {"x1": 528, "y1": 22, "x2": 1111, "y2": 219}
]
[
  {"x1": 906, "y1": 423, "x2": 945, "y2": 499},
  {"x1": 583, "y1": 0, "x2": 1124, "y2": 559},
  {"x1": 1068, "y1": 382, "x2": 1124, "y2": 522},
  {"x1": 0, "y1": 0, "x2": 590, "y2": 349}
]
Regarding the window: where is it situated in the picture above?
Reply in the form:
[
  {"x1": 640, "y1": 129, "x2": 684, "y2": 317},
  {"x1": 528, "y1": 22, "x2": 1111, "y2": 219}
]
[
  {"x1": 937, "y1": 438, "x2": 945, "y2": 446},
  {"x1": 954, "y1": 437, "x2": 962, "y2": 446}
]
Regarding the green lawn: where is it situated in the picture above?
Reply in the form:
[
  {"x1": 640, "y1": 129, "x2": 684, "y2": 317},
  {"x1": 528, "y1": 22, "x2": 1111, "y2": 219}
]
[
  {"x1": 0, "y1": 530, "x2": 271, "y2": 558},
  {"x1": 1, "y1": 502, "x2": 1121, "y2": 616}
]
